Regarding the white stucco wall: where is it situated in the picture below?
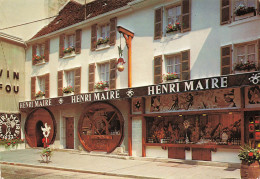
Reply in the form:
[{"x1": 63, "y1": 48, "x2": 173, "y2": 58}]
[
  {"x1": 22, "y1": 0, "x2": 260, "y2": 162},
  {"x1": 146, "y1": 146, "x2": 168, "y2": 158},
  {"x1": 212, "y1": 149, "x2": 240, "y2": 163}
]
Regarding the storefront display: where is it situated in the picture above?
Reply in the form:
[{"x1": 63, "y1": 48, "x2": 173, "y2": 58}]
[{"x1": 146, "y1": 113, "x2": 241, "y2": 146}]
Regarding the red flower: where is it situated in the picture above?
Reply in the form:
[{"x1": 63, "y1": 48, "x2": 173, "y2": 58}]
[
  {"x1": 7, "y1": 143, "x2": 11, "y2": 146},
  {"x1": 248, "y1": 152, "x2": 254, "y2": 157}
]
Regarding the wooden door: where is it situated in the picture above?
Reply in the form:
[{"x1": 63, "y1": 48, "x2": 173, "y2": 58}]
[
  {"x1": 168, "y1": 147, "x2": 185, "y2": 159},
  {"x1": 192, "y1": 148, "x2": 211, "y2": 161},
  {"x1": 66, "y1": 117, "x2": 74, "y2": 149}
]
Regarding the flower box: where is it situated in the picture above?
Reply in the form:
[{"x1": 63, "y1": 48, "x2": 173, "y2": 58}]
[
  {"x1": 235, "y1": 12, "x2": 255, "y2": 21},
  {"x1": 63, "y1": 51, "x2": 76, "y2": 58},
  {"x1": 163, "y1": 73, "x2": 179, "y2": 83},
  {"x1": 166, "y1": 23, "x2": 181, "y2": 34},
  {"x1": 35, "y1": 91, "x2": 45, "y2": 98},
  {"x1": 94, "y1": 81, "x2": 109, "y2": 90},
  {"x1": 62, "y1": 85, "x2": 74, "y2": 94},
  {"x1": 63, "y1": 92, "x2": 74, "y2": 96},
  {"x1": 0, "y1": 139, "x2": 25, "y2": 151}
]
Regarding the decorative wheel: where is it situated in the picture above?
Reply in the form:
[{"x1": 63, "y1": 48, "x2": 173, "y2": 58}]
[{"x1": 78, "y1": 102, "x2": 124, "y2": 153}]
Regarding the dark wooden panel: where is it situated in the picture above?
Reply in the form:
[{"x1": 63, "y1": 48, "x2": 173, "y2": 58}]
[
  {"x1": 168, "y1": 147, "x2": 185, "y2": 159},
  {"x1": 66, "y1": 117, "x2": 74, "y2": 149},
  {"x1": 192, "y1": 148, "x2": 211, "y2": 161}
]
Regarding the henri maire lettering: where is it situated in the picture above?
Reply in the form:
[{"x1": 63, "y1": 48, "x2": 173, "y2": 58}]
[{"x1": 20, "y1": 73, "x2": 253, "y2": 109}]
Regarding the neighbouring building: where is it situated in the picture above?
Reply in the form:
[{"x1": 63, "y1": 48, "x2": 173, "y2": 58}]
[
  {"x1": 17, "y1": 0, "x2": 260, "y2": 163},
  {"x1": 0, "y1": 32, "x2": 25, "y2": 150}
]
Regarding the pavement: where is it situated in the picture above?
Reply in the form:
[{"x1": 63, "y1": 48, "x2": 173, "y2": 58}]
[{"x1": 0, "y1": 149, "x2": 241, "y2": 179}]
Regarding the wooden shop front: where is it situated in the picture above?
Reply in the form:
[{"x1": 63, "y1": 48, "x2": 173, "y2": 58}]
[{"x1": 19, "y1": 72, "x2": 260, "y2": 159}]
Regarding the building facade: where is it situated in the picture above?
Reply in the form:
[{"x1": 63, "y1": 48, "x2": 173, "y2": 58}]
[
  {"x1": 0, "y1": 32, "x2": 25, "y2": 150},
  {"x1": 18, "y1": 0, "x2": 260, "y2": 163}
]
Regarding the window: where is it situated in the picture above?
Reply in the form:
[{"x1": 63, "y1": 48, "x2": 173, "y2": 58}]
[
  {"x1": 167, "y1": 6, "x2": 181, "y2": 26},
  {"x1": 154, "y1": 1, "x2": 191, "y2": 39},
  {"x1": 36, "y1": 44, "x2": 45, "y2": 56},
  {"x1": 100, "y1": 24, "x2": 110, "y2": 39},
  {"x1": 65, "y1": 70, "x2": 75, "y2": 88},
  {"x1": 236, "y1": 43, "x2": 256, "y2": 63},
  {"x1": 234, "y1": 0, "x2": 256, "y2": 10},
  {"x1": 97, "y1": 24, "x2": 110, "y2": 46},
  {"x1": 166, "y1": 55, "x2": 181, "y2": 76},
  {"x1": 38, "y1": 76, "x2": 45, "y2": 93},
  {"x1": 99, "y1": 63, "x2": 109, "y2": 82},
  {"x1": 221, "y1": 41, "x2": 258, "y2": 75},
  {"x1": 66, "y1": 34, "x2": 75, "y2": 48}
]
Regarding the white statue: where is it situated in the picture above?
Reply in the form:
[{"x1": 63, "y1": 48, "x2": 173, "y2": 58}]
[{"x1": 41, "y1": 123, "x2": 51, "y2": 138}]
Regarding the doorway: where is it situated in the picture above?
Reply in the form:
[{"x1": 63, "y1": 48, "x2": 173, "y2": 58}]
[
  {"x1": 66, "y1": 117, "x2": 74, "y2": 149},
  {"x1": 36, "y1": 121, "x2": 44, "y2": 147}
]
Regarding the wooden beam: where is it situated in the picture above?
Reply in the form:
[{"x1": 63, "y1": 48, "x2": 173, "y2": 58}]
[
  {"x1": 117, "y1": 26, "x2": 134, "y2": 88},
  {"x1": 128, "y1": 98, "x2": 132, "y2": 156},
  {"x1": 142, "y1": 97, "x2": 146, "y2": 157},
  {"x1": 117, "y1": 26, "x2": 134, "y2": 37}
]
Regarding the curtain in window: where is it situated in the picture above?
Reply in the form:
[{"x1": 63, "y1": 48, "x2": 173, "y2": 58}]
[
  {"x1": 39, "y1": 77, "x2": 45, "y2": 92},
  {"x1": 66, "y1": 71, "x2": 75, "y2": 87},
  {"x1": 100, "y1": 63, "x2": 109, "y2": 81}
]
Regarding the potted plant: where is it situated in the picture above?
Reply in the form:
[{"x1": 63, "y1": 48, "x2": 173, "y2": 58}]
[
  {"x1": 97, "y1": 37, "x2": 110, "y2": 47},
  {"x1": 234, "y1": 61, "x2": 257, "y2": 72},
  {"x1": 238, "y1": 145, "x2": 260, "y2": 178},
  {"x1": 166, "y1": 22, "x2": 181, "y2": 33},
  {"x1": 33, "y1": 55, "x2": 45, "y2": 64},
  {"x1": 163, "y1": 73, "x2": 179, "y2": 82},
  {"x1": 62, "y1": 85, "x2": 74, "y2": 95},
  {"x1": 234, "y1": 4, "x2": 256, "y2": 16},
  {"x1": 41, "y1": 147, "x2": 52, "y2": 163},
  {"x1": 94, "y1": 81, "x2": 109, "y2": 90},
  {"x1": 35, "y1": 90, "x2": 45, "y2": 99},
  {"x1": 0, "y1": 138, "x2": 24, "y2": 149},
  {"x1": 63, "y1": 46, "x2": 75, "y2": 55}
]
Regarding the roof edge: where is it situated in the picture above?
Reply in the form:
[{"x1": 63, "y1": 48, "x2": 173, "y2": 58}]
[
  {"x1": 0, "y1": 32, "x2": 26, "y2": 47},
  {"x1": 26, "y1": 3, "x2": 133, "y2": 44}
]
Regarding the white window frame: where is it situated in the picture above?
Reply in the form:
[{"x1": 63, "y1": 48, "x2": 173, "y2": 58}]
[
  {"x1": 165, "y1": 54, "x2": 181, "y2": 77},
  {"x1": 98, "y1": 62, "x2": 110, "y2": 82},
  {"x1": 64, "y1": 70, "x2": 75, "y2": 88}
]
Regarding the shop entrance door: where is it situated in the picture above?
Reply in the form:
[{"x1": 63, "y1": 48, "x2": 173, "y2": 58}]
[
  {"x1": 36, "y1": 121, "x2": 44, "y2": 147},
  {"x1": 66, "y1": 117, "x2": 74, "y2": 149}
]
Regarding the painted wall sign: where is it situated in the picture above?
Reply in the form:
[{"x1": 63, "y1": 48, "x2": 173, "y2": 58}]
[
  {"x1": 0, "y1": 69, "x2": 19, "y2": 93},
  {"x1": 150, "y1": 88, "x2": 241, "y2": 112},
  {"x1": 0, "y1": 113, "x2": 21, "y2": 139},
  {"x1": 19, "y1": 72, "x2": 260, "y2": 109}
]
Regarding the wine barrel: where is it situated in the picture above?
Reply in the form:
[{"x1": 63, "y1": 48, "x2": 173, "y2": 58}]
[{"x1": 241, "y1": 161, "x2": 260, "y2": 179}]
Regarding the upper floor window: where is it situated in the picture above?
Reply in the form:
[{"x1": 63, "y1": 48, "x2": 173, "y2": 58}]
[
  {"x1": 154, "y1": 0, "x2": 191, "y2": 40},
  {"x1": 65, "y1": 70, "x2": 75, "y2": 89},
  {"x1": 165, "y1": 55, "x2": 181, "y2": 79},
  {"x1": 32, "y1": 40, "x2": 49, "y2": 65},
  {"x1": 91, "y1": 18, "x2": 117, "y2": 51},
  {"x1": 31, "y1": 74, "x2": 49, "y2": 100},
  {"x1": 154, "y1": 50, "x2": 190, "y2": 84},
  {"x1": 59, "y1": 29, "x2": 82, "y2": 58},
  {"x1": 99, "y1": 62, "x2": 110, "y2": 82},
  {"x1": 166, "y1": 5, "x2": 181, "y2": 33},
  {"x1": 66, "y1": 34, "x2": 75, "y2": 48},
  {"x1": 35, "y1": 76, "x2": 46, "y2": 99},
  {"x1": 221, "y1": 40, "x2": 258, "y2": 75},
  {"x1": 58, "y1": 67, "x2": 81, "y2": 96},
  {"x1": 36, "y1": 43, "x2": 45, "y2": 57},
  {"x1": 221, "y1": 0, "x2": 258, "y2": 25}
]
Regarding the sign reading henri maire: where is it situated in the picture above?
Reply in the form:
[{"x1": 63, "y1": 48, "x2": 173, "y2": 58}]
[
  {"x1": 0, "y1": 69, "x2": 19, "y2": 93},
  {"x1": 19, "y1": 72, "x2": 260, "y2": 109}
]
